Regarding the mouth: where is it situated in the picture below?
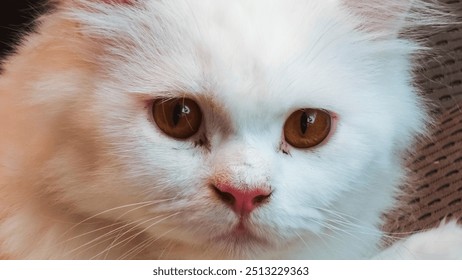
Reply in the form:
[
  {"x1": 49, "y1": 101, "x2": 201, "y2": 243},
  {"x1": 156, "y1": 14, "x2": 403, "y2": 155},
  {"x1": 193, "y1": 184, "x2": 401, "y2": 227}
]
[{"x1": 212, "y1": 220, "x2": 269, "y2": 246}]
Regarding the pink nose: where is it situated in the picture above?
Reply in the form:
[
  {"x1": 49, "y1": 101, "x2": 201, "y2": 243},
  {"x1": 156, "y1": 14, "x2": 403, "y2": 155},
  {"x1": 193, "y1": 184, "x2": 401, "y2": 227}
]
[{"x1": 212, "y1": 183, "x2": 272, "y2": 216}]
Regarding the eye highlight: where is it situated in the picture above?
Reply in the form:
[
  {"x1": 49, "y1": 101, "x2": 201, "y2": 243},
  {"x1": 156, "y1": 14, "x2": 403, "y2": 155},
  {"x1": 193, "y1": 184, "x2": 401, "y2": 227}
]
[
  {"x1": 152, "y1": 98, "x2": 202, "y2": 139},
  {"x1": 283, "y1": 109, "x2": 331, "y2": 149}
]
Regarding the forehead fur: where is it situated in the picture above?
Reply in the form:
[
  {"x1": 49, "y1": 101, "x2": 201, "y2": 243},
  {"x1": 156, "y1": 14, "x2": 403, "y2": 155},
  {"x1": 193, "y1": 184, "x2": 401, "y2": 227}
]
[
  {"x1": 57, "y1": 0, "x2": 424, "y2": 127},
  {"x1": 65, "y1": 0, "x2": 391, "y2": 90},
  {"x1": 67, "y1": 1, "x2": 416, "y2": 100}
]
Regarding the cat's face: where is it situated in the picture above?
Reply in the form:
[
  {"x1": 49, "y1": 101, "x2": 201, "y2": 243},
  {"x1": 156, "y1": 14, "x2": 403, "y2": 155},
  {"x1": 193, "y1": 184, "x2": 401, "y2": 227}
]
[{"x1": 33, "y1": 0, "x2": 425, "y2": 258}]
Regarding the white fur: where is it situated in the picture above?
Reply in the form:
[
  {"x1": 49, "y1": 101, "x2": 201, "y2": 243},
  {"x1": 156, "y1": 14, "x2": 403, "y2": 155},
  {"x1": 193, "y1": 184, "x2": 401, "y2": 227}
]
[
  {"x1": 376, "y1": 222, "x2": 462, "y2": 259},
  {"x1": 0, "y1": 0, "x2": 460, "y2": 259}
]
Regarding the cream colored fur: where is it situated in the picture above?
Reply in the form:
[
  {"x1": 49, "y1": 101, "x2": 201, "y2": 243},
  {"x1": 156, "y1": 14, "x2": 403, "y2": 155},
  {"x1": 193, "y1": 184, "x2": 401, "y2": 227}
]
[{"x1": 0, "y1": 0, "x2": 461, "y2": 259}]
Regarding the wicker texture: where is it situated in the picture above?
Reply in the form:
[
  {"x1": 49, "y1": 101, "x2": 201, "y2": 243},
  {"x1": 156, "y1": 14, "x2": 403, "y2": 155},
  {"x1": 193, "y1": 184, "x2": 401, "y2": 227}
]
[
  {"x1": 384, "y1": 0, "x2": 462, "y2": 236},
  {"x1": 384, "y1": 106, "x2": 462, "y2": 236},
  {"x1": 415, "y1": 0, "x2": 462, "y2": 109}
]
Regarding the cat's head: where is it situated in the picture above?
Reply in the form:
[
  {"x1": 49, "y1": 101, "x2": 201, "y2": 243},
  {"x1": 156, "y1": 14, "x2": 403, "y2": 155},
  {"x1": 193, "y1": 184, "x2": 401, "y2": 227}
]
[{"x1": 10, "y1": 0, "x2": 439, "y2": 258}]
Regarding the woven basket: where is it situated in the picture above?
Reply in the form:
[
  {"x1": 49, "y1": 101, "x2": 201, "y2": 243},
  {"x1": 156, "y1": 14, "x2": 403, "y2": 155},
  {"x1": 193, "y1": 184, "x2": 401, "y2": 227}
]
[{"x1": 384, "y1": 0, "x2": 462, "y2": 237}]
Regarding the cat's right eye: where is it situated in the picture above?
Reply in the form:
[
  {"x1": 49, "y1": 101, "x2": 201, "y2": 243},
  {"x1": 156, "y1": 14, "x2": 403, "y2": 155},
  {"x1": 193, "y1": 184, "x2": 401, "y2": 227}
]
[
  {"x1": 152, "y1": 98, "x2": 202, "y2": 139},
  {"x1": 283, "y1": 109, "x2": 331, "y2": 149}
]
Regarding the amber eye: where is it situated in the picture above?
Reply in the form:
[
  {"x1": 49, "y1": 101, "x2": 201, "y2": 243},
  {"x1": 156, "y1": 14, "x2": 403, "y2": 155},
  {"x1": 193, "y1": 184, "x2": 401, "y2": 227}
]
[
  {"x1": 152, "y1": 98, "x2": 202, "y2": 139},
  {"x1": 283, "y1": 109, "x2": 331, "y2": 149}
]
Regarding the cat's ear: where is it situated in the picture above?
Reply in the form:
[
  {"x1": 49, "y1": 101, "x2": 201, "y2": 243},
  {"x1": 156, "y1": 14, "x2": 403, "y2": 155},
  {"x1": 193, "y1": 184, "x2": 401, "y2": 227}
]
[{"x1": 342, "y1": 0, "x2": 441, "y2": 37}]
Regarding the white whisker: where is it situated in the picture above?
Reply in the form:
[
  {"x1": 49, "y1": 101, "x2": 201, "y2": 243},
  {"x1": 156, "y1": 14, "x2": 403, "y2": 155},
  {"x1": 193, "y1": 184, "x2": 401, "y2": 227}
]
[
  {"x1": 118, "y1": 227, "x2": 179, "y2": 260},
  {"x1": 91, "y1": 211, "x2": 182, "y2": 259}
]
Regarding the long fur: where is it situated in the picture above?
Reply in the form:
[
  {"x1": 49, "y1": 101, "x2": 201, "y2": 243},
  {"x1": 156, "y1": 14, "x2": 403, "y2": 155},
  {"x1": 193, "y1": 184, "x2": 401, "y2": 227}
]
[{"x1": 0, "y1": 0, "x2": 460, "y2": 259}]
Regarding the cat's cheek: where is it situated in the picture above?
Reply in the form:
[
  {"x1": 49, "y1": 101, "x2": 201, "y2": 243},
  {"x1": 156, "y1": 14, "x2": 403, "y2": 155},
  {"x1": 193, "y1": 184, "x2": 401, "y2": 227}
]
[{"x1": 322, "y1": 112, "x2": 339, "y2": 146}]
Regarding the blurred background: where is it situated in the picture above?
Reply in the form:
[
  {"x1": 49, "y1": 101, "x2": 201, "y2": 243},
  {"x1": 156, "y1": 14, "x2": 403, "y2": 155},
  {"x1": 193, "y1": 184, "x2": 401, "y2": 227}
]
[{"x1": 0, "y1": 0, "x2": 48, "y2": 58}]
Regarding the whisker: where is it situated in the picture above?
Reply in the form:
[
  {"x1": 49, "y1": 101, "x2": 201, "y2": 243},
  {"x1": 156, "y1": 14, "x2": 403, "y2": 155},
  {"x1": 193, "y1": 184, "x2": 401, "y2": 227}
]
[
  {"x1": 307, "y1": 205, "x2": 431, "y2": 257},
  {"x1": 61, "y1": 200, "x2": 159, "y2": 238},
  {"x1": 307, "y1": 218, "x2": 351, "y2": 243},
  {"x1": 61, "y1": 197, "x2": 177, "y2": 240},
  {"x1": 59, "y1": 221, "x2": 125, "y2": 245},
  {"x1": 115, "y1": 197, "x2": 178, "y2": 220},
  {"x1": 91, "y1": 211, "x2": 181, "y2": 259},
  {"x1": 158, "y1": 240, "x2": 174, "y2": 260},
  {"x1": 118, "y1": 236, "x2": 156, "y2": 260},
  {"x1": 65, "y1": 217, "x2": 151, "y2": 257},
  {"x1": 294, "y1": 231, "x2": 309, "y2": 248},
  {"x1": 118, "y1": 227, "x2": 179, "y2": 260},
  {"x1": 99, "y1": 215, "x2": 169, "y2": 259}
]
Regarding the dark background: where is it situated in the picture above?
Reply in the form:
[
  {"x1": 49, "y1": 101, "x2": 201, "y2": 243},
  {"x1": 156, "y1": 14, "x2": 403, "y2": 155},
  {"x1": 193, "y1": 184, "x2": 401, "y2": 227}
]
[{"x1": 0, "y1": 0, "x2": 48, "y2": 58}]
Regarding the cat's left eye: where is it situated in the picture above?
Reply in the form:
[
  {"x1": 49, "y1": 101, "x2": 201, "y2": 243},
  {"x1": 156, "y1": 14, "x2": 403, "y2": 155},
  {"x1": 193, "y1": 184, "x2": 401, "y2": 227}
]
[
  {"x1": 152, "y1": 98, "x2": 202, "y2": 139},
  {"x1": 283, "y1": 109, "x2": 331, "y2": 149}
]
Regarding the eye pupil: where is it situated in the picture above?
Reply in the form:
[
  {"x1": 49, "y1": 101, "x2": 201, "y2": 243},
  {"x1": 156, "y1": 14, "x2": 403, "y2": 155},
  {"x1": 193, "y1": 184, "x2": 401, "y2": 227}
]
[
  {"x1": 172, "y1": 103, "x2": 182, "y2": 126},
  {"x1": 284, "y1": 108, "x2": 331, "y2": 149},
  {"x1": 300, "y1": 111, "x2": 308, "y2": 134}
]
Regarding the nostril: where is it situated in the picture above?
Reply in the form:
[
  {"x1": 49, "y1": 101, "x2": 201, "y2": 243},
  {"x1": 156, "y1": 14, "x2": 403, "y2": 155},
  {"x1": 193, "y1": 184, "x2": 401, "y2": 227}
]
[
  {"x1": 252, "y1": 193, "x2": 272, "y2": 205},
  {"x1": 211, "y1": 185, "x2": 236, "y2": 206}
]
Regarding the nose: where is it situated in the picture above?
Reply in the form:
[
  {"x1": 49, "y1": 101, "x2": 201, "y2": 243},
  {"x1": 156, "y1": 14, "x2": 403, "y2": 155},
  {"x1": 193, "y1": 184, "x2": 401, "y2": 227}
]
[{"x1": 212, "y1": 183, "x2": 272, "y2": 216}]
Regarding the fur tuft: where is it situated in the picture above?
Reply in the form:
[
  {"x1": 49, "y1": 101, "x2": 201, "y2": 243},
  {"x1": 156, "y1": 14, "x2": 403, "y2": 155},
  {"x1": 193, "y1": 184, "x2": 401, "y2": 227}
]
[{"x1": 343, "y1": 0, "x2": 454, "y2": 38}]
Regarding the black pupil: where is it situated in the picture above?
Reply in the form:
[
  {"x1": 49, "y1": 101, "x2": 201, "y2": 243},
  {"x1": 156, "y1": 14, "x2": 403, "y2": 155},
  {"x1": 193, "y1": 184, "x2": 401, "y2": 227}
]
[
  {"x1": 300, "y1": 111, "x2": 308, "y2": 134},
  {"x1": 172, "y1": 103, "x2": 184, "y2": 126}
]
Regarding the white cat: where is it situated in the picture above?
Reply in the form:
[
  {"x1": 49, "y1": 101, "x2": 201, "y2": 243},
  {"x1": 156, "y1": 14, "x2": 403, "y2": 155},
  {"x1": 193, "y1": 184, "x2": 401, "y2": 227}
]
[{"x1": 0, "y1": 0, "x2": 461, "y2": 259}]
